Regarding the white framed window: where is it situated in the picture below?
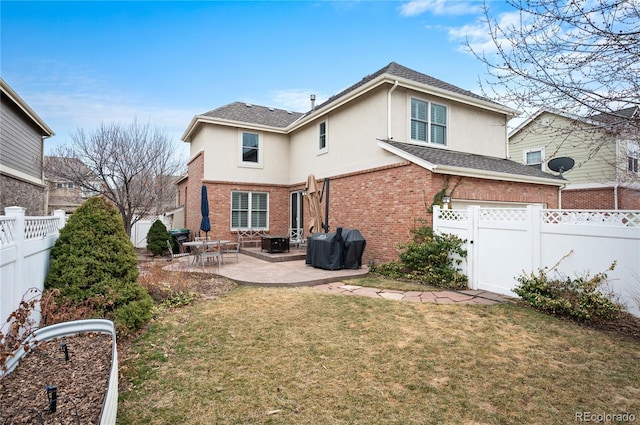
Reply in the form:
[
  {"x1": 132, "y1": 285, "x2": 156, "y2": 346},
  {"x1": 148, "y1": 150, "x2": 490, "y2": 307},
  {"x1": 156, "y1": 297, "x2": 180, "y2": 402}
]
[
  {"x1": 411, "y1": 98, "x2": 447, "y2": 146},
  {"x1": 239, "y1": 131, "x2": 262, "y2": 167},
  {"x1": 627, "y1": 141, "x2": 639, "y2": 173},
  {"x1": 524, "y1": 148, "x2": 545, "y2": 170},
  {"x1": 231, "y1": 191, "x2": 268, "y2": 230},
  {"x1": 318, "y1": 121, "x2": 327, "y2": 152}
]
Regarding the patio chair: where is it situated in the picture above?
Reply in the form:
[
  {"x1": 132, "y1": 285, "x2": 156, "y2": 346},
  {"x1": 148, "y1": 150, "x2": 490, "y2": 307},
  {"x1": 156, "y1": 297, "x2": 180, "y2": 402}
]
[
  {"x1": 222, "y1": 239, "x2": 239, "y2": 263},
  {"x1": 166, "y1": 240, "x2": 190, "y2": 268},
  {"x1": 199, "y1": 240, "x2": 221, "y2": 273}
]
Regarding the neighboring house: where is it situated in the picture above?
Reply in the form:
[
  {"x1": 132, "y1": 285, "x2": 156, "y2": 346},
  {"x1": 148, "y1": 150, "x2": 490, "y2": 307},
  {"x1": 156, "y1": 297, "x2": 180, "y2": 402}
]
[
  {"x1": 43, "y1": 156, "x2": 101, "y2": 214},
  {"x1": 509, "y1": 107, "x2": 640, "y2": 210},
  {"x1": 0, "y1": 79, "x2": 54, "y2": 215},
  {"x1": 179, "y1": 62, "x2": 564, "y2": 264}
]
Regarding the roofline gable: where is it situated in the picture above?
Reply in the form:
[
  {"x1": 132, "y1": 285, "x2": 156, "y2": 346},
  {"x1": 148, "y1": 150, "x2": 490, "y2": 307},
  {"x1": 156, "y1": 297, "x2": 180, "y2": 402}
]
[{"x1": 182, "y1": 62, "x2": 518, "y2": 141}]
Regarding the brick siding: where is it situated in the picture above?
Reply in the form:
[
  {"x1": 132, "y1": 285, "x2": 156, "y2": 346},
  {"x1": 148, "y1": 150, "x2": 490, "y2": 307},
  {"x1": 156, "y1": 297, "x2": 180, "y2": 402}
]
[
  {"x1": 0, "y1": 174, "x2": 46, "y2": 215},
  {"x1": 181, "y1": 154, "x2": 561, "y2": 265}
]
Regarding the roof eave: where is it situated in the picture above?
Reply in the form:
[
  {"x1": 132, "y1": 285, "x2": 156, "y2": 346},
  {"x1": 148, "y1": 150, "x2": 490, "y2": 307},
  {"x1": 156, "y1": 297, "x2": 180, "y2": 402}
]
[
  {"x1": 378, "y1": 140, "x2": 565, "y2": 187},
  {"x1": 292, "y1": 73, "x2": 516, "y2": 130},
  {"x1": 1, "y1": 79, "x2": 54, "y2": 138},
  {"x1": 182, "y1": 115, "x2": 288, "y2": 142},
  {"x1": 432, "y1": 165, "x2": 566, "y2": 186}
]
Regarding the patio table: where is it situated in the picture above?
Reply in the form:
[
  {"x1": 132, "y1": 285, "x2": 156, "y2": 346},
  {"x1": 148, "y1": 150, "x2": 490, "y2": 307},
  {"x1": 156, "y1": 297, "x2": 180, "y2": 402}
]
[{"x1": 183, "y1": 240, "x2": 231, "y2": 265}]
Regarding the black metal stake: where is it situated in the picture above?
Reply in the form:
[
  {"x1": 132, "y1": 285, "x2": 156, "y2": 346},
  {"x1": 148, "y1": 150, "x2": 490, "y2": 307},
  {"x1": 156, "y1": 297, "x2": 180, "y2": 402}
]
[
  {"x1": 60, "y1": 342, "x2": 69, "y2": 361},
  {"x1": 46, "y1": 385, "x2": 57, "y2": 413}
]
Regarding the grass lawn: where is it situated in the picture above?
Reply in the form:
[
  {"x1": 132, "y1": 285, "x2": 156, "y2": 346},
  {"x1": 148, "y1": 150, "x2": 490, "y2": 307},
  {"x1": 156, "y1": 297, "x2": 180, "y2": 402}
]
[{"x1": 118, "y1": 284, "x2": 640, "y2": 424}]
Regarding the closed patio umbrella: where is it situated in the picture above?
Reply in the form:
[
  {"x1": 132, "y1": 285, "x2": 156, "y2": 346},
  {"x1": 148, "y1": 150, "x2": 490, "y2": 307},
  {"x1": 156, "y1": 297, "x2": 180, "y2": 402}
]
[
  {"x1": 200, "y1": 185, "x2": 211, "y2": 239},
  {"x1": 306, "y1": 174, "x2": 323, "y2": 235}
]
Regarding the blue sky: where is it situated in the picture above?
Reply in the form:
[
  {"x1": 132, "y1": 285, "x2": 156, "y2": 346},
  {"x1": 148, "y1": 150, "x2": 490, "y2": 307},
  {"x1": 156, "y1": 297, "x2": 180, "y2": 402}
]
[{"x1": 2, "y1": 1, "x2": 511, "y2": 157}]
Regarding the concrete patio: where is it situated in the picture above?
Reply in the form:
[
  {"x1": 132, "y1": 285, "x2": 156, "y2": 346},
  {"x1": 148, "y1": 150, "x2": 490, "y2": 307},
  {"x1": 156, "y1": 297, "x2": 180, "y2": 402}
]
[{"x1": 162, "y1": 247, "x2": 513, "y2": 305}]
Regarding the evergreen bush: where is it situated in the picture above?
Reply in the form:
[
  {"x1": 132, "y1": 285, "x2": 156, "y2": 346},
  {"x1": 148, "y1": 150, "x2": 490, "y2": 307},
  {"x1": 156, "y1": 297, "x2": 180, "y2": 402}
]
[
  {"x1": 44, "y1": 197, "x2": 153, "y2": 334},
  {"x1": 146, "y1": 219, "x2": 171, "y2": 256},
  {"x1": 372, "y1": 222, "x2": 468, "y2": 289}
]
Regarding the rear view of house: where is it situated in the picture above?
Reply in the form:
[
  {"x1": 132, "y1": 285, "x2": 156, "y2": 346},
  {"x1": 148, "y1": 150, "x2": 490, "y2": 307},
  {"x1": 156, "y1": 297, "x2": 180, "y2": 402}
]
[
  {"x1": 179, "y1": 62, "x2": 564, "y2": 264},
  {"x1": 1, "y1": 79, "x2": 54, "y2": 215}
]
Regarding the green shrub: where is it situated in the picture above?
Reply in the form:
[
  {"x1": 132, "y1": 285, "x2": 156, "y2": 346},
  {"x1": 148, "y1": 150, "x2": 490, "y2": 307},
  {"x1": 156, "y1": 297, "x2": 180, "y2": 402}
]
[
  {"x1": 45, "y1": 197, "x2": 153, "y2": 335},
  {"x1": 146, "y1": 219, "x2": 172, "y2": 256},
  {"x1": 513, "y1": 262, "x2": 621, "y2": 322},
  {"x1": 373, "y1": 223, "x2": 468, "y2": 289}
]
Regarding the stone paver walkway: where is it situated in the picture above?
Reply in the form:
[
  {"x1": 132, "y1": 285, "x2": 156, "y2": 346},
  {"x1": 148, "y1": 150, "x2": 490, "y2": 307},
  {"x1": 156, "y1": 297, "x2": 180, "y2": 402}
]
[{"x1": 313, "y1": 282, "x2": 514, "y2": 305}]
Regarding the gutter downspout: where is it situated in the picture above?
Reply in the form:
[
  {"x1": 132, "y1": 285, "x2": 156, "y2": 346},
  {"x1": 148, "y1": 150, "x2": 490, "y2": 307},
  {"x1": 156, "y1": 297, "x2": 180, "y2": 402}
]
[{"x1": 387, "y1": 80, "x2": 399, "y2": 139}]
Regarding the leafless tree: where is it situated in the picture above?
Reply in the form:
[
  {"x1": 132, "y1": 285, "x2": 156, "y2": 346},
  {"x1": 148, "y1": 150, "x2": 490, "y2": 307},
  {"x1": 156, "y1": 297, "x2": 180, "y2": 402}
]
[
  {"x1": 468, "y1": 0, "x2": 639, "y2": 129},
  {"x1": 48, "y1": 119, "x2": 185, "y2": 236}
]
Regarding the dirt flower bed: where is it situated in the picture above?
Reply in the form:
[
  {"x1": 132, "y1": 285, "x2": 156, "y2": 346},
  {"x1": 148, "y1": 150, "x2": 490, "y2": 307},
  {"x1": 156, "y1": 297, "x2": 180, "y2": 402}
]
[{"x1": 0, "y1": 332, "x2": 112, "y2": 424}]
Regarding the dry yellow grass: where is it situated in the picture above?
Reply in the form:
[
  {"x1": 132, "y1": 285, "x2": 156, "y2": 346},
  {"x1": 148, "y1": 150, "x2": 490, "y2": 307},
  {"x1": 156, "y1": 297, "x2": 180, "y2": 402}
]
[{"x1": 118, "y1": 285, "x2": 640, "y2": 424}]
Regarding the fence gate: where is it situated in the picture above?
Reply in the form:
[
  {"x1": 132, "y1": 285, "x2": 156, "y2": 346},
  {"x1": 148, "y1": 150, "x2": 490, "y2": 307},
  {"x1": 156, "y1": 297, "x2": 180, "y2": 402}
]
[{"x1": 433, "y1": 205, "x2": 640, "y2": 317}]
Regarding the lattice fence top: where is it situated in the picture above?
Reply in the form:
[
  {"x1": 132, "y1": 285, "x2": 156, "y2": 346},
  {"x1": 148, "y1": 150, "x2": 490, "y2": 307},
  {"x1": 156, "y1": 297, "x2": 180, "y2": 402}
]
[
  {"x1": 543, "y1": 210, "x2": 640, "y2": 227},
  {"x1": 437, "y1": 208, "x2": 640, "y2": 228},
  {"x1": 478, "y1": 208, "x2": 528, "y2": 222},
  {"x1": 0, "y1": 217, "x2": 16, "y2": 244},
  {"x1": 24, "y1": 217, "x2": 60, "y2": 240},
  {"x1": 437, "y1": 209, "x2": 468, "y2": 221}
]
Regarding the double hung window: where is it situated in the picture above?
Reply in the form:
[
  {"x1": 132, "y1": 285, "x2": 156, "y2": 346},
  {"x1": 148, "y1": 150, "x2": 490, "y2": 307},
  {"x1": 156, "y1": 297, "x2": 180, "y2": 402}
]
[
  {"x1": 628, "y1": 141, "x2": 639, "y2": 173},
  {"x1": 411, "y1": 98, "x2": 447, "y2": 146},
  {"x1": 319, "y1": 121, "x2": 327, "y2": 151},
  {"x1": 524, "y1": 148, "x2": 544, "y2": 170},
  {"x1": 231, "y1": 191, "x2": 268, "y2": 230},
  {"x1": 240, "y1": 132, "x2": 261, "y2": 166}
]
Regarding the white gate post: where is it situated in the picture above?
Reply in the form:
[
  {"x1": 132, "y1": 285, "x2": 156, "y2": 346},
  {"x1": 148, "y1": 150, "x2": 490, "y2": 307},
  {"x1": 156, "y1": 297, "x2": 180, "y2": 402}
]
[
  {"x1": 527, "y1": 205, "x2": 543, "y2": 272},
  {"x1": 53, "y1": 209, "x2": 66, "y2": 229}
]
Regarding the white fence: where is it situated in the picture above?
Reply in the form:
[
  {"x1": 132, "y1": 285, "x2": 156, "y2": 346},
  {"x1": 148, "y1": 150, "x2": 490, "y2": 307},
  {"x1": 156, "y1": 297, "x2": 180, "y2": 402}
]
[
  {"x1": 0, "y1": 207, "x2": 66, "y2": 326},
  {"x1": 433, "y1": 205, "x2": 640, "y2": 317}
]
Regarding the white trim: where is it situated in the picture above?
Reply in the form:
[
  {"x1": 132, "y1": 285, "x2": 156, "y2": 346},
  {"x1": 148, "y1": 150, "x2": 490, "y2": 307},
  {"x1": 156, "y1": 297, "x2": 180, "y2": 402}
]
[
  {"x1": 1, "y1": 79, "x2": 54, "y2": 137},
  {"x1": 0, "y1": 164, "x2": 46, "y2": 186},
  {"x1": 237, "y1": 130, "x2": 263, "y2": 169},
  {"x1": 230, "y1": 190, "x2": 269, "y2": 231},
  {"x1": 318, "y1": 119, "x2": 328, "y2": 154},
  {"x1": 377, "y1": 140, "x2": 565, "y2": 186},
  {"x1": 409, "y1": 96, "x2": 448, "y2": 147},
  {"x1": 523, "y1": 147, "x2": 546, "y2": 171}
]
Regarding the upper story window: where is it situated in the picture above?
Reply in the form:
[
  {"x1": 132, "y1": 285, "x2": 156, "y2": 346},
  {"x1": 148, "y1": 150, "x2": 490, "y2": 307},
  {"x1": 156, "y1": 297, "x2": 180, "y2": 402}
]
[
  {"x1": 627, "y1": 141, "x2": 639, "y2": 173},
  {"x1": 319, "y1": 121, "x2": 327, "y2": 152},
  {"x1": 231, "y1": 191, "x2": 268, "y2": 230},
  {"x1": 524, "y1": 148, "x2": 544, "y2": 170},
  {"x1": 56, "y1": 182, "x2": 63, "y2": 189},
  {"x1": 240, "y1": 131, "x2": 261, "y2": 167},
  {"x1": 411, "y1": 98, "x2": 447, "y2": 146},
  {"x1": 67, "y1": 182, "x2": 74, "y2": 189}
]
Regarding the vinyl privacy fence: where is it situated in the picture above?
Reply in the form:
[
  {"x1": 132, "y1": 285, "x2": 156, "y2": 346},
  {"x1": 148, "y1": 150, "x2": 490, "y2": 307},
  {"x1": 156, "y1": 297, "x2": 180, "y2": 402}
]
[
  {"x1": 0, "y1": 207, "x2": 66, "y2": 326},
  {"x1": 433, "y1": 205, "x2": 640, "y2": 317}
]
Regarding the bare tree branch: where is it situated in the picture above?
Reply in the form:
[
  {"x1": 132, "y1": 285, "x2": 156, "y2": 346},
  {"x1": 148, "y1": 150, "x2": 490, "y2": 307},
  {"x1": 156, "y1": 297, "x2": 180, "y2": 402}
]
[
  {"x1": 46, "y1": 119, "x2": 184, "y2": 236},
  {"x1": 468, "y1": 0, "x2": 639, "y2": 126}
]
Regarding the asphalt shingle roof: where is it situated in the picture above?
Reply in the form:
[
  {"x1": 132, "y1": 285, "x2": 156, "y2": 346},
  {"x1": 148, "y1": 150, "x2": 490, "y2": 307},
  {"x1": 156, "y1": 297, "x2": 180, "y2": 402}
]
[
  {"x1": 199, "y1": 62, "x2": 505, "y2": 128},
  {"x1": 201, "y1": 102, "x2": 304, "y2": 128},
  {"x1": 381, "y1": 140, "x2": 565, "y2": 181},
  {"x1": 313, "y1": 62, "x2": 502, "y2": 112}
]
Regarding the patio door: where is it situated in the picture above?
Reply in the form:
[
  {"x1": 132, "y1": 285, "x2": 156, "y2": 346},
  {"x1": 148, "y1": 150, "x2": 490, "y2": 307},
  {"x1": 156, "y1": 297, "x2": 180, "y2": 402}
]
[{"x1": 290, "y1": 191, "x2": 304, "y2": 241}]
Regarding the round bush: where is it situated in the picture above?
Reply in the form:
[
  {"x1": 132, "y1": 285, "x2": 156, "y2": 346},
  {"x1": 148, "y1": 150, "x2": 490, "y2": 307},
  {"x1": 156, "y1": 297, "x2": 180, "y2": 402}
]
[{"x1": 146, "y1": 219, "x2": 171, "y2": 256}]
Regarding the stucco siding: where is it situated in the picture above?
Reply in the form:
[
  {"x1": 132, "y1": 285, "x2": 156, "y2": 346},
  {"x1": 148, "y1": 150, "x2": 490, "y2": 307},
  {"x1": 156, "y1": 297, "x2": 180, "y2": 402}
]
[
  {"x1": 289, "y1": 89, "x2": 402, "y2": 183},
  {"x1": 396, "y1": 88, "x2": 507, "y2": 158},
  {"x1": 192, "y1": 125, "x2": 290, "y2": 184}
]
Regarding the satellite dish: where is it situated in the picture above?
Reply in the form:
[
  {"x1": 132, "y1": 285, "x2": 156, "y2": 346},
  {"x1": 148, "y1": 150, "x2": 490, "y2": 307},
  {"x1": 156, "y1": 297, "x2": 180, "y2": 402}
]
[{"x1": 547, "y1": 157, "x2": 575, "y2": 175}]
